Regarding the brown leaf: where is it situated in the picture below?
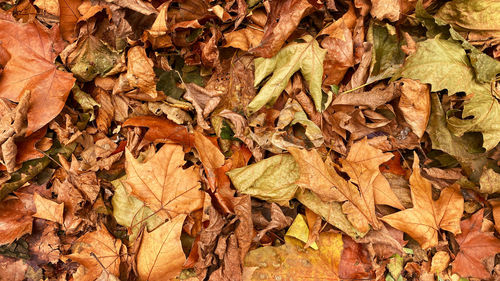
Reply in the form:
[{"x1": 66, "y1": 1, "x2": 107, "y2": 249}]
[
  {"x1": 58, "y1": 0, "x2": 82, "y2": 42},
  {"x1": 194, "y1": 131, "x2": 225, "y2": 170},
  {"x1": 332, "y1": 82, "x2": 401, "y2": 110},
  {"x1": 234, "y1": 195, "x2": 253, "y2": 263},
  {"x1": 1, "y1": 137, "x2": 16, "y2": 173},
  {"x1": 491, "y1": 199, "x2": 500, "y2": 234},
  {"x1": 123, "y1": 116, "x2": 194, "y2": 148},
  {"x1": 137, "y1": 214, "x2": 187, "y2": 281},
  {"x1": 125, "y1": 144, "x2": 204, "y2": 219},
  {"x1": 249, "y1": 0, "x2": 314, "y2": 58},
  {"x1": 184, "y1": 83, "x2": 223, "y2": 130},
  {"x1": 26, "y1": 220, "x2": 60, "y2": 264},
  {"x1": 370, "y1": 0, "x2": 400, "y2": 21},
  {"x1": 0, "y1": 256, "x2": 27, "y2": 281},
  {"x1": 0, "y1": 196, "x2": 33, "y2": 245},
  {"x1": 142, "y1": 2, "x2": 173, "y2": 49},
  {"x1": 33, "y1": 193, "x2": 64, "y2": 224},
  {"x1": 339, "y1": 236, "x2": 374, "y2": 279},
  {"x1": 452, "y1": 209, "x2": 500, "y2": 279},
  {"x1": 382, "y1": 153, "x2": 464, "y2": 249},
  {"x1": 398, "y1": 78, "x2": 430, "y2": 138},
  {"x1": 0, "y1": 18, "x2": 75, "y2": 135},
  {"x1": 66, "y1": 224, "x2": 122, "y2": 281},
  {"x1": 223, "y1": 26, "x2": 264, "y2": 51},
  {"x1": 256, "y1": 203, "x2": 292, "y2": 240}
]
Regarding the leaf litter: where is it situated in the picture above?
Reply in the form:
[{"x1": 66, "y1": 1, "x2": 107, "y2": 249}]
[{"x1": 0, "y1": 0, "x2": 499, "y2": 280}]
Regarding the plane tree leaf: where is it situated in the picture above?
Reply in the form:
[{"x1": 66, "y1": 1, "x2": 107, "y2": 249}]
[
  {"x1": 249, "y1": 35, "x2": 328, "y2": 114},
  {"x1": 244, "y1": 232, "x2": 343, "y2": 281},
  {"x1": 382, "y1": 153, "x2": 464, "y2": 249},
  {"x1": 137, "y1": 214, "x2": 187, "y2": 281},
  {"x1": 125, "y1": 144, "x2": 204, "y2": 220}
]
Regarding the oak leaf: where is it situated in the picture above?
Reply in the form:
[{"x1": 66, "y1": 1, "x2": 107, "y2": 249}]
[
  {"x1": 125, "y1": 144, "x2": 204, "y2": 219},
  {"x1": 451, "y1": 209, "x2": 500, "y2": 279},
  {"x1": 137, "y1": 214, "x2": 187, "y2": 281},
  {"x1": 382, "y1": 153, "x2": 464, "y2": 249},
  {"x1": 66, "y1": 224, "x2": 122, "y2": 281}
]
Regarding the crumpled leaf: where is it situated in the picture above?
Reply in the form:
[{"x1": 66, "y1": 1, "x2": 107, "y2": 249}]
[
  {"x1": 249, "y1": 35, "x2": 328, "y2": 114},
  {"x1": 227, "y1": 154, "x2": 299, "y2": 206},
  {"x1": 479, "y1": 168, "x2": 500, "y2": 194},
  {"x1": 397, "y1": 78, "x2": 430, "y2": 139},
  {"x1": 125, "y1": 144, "x2": 204, "y2": 219},
  {"x1": 33, "y1": 192, "x2": 63, "y2": 224},
  {"x1": 223, "y1": 26, "x2": 263, "y2": 51},
  {"x1": 397, "y1": 38, "x2": 500, "y2": 150},
  {"x1": 137, "y1": 214, "x2": 187, "y2": 281},
  {"x1": 71, "y1": 85, "x2": 99, "y2": 121},
  {"x1": 382, "y1": 153, "x2": 464, "y2": 249},
  {"x1": 452, "y1": 209, "x2": 500, "y2": 279},
  {"x1": 249, "y1": 0, "x2": 314, "y2": 58},
  {"x1": 66, "y1": 224, "x2": 122, "y2": 281},
  {"x1": 123, "y1": 116, "x2": 194, "y2": 148},
  {"x1": 61, "y1": 35, "x2": 123, "y2": 82},
  {"x1": 370, "y1": 0, "x2": 400, "y2": 22},
  {"x1": 58, "y1": 0, "x2": 82, "y2": 42},
  {"x1": 427, "y1": 93, "x2": 487, "y2": 181},
  {"x1": 244, "y1": 232, "x2": 343, "y2": 281},
  {"x1": 184, "y1": 83, "x2": 223, "y2": 130},
  {"x1": 0, "y1": 17, "x2": 75, "y2": 135}
]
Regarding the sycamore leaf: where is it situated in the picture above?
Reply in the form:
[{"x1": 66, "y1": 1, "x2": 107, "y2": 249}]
[
  {"x1": 435, "y1": 0, "x2": 500, "y2": 39},
  {"x1": 382, "y1": 153, "x2": 464, "y2": 249},
  {"x1": 66, "y1": 224, "x2": 122, "y2": 281},
  {"x1": 137, "y1": 215, "x2": 187, "y2": 281},
  {"x1": 427, "y1": 93, "x2": 487, "y2": 181},
  {"x1": 452, "y1": 209, "x2": 500, "y2": 279},
  {"x1": 111, "y1": 178, "x2": 163, "y2": 243},
  {"x1": 244, "y1": 232, "x2": 343, "y2": 281},
  {"x1": 397, "y1": 38, "x2": 500, "y2": 150},
  {"x1": 0, "y1": 18, "x2": 75, "y2": 135},
  {"x1": 226, "y1": 154, "x2": 299, "y2": 206},
  {"x1": 33, "y1": 193, "x2": 64, "y2": 224},
  {"x1": 289, "y1": 139, "x2": 402, "y2": 233},
  {"x1": 295, "y1": 189, "x2": 361, "y2": 238},
  {"x1": 249, "y1": 35, "x2": 328, "y2": 114},
  {"x1": 125, "y1": 144, "x2": 204, "y2": 220}
]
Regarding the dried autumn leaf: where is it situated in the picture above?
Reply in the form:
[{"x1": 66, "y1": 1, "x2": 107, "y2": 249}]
[
  {"x1": 249, "y1": 0, "x2": 314, "y2": 58},
  {"x1": 244, "y1": 232, "x2": 343, "y2": 280},
  {"x1": 125, "y1": 144, "x2": 204, "y2": 219},
  {"x1": 397, "y1": 78, "x2": 430, "y2": 139},
  {"x1": 249, "y1": 35, "x2": 328, "y2": 114},
  {"x1": 137, "y1": 214, "x2": 187, "y2": 281},
  {"x1": 33, "y1": 193, "x2": 64, "y2": 224},
  {"x1": 58, "y1": 0, "x2": 82, "y2": 42},
  {"x1": 223, "y1": 26, "x2": 264, "y2": 51},
  {"x1": 0, "y1": 196, "x2": 33, "y2": 245},
  {"x1": 452, "y1": 209, "x2": 500, "y2": 279},
  {"x1": 66, "y1": 224, "x2": 122, "y2": 281},
  {"x1": 382, "y1": 153, "x2": 464, "y2": 249},
  {"x1": 123, "y1": 116, "x2": 194, "y2": 148},
  {"x1": 0, "y1": 18, "x2": 75, "y2": 135}
]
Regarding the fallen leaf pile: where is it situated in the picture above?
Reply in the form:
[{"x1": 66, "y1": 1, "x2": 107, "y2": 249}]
[{"x1": 0, "y1": 0, "x2": 500, "y2": 280}]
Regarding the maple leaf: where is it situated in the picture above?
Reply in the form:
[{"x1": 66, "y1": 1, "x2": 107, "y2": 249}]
[
  {"x1": 0, "y1": 17, "x2": 75, "y2": 135},
  {"x1": 66, "y1": 224, "x2": 122, "y2": 281},
  {"x1": 382, "y1": 153, "x2": 464, "y2": 249},
  {"x1": 125, "y1": 144, "x2": 204, "y2": 220},
  {"x1": 451, "y1": 209, "x2": 500, "y2": 279},
  {"x1": 244, "y1": 232, "x2": 343, "y2": 281},
  {"x1": 136, "y1": 214, "x2": 187, "y2": 281},
  {"x1": 248, "y1": 34, "x2": 329, "y2": 114}
]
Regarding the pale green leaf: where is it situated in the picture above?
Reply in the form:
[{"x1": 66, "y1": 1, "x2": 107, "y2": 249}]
[
  {"x1": 226, "y1": 154, "x2": 299, "y2": 206},
  {"x1": 111, "y1": 178, "x2": 163, "y2": 243},
  {"x1": 427, "y1": 93, "x2": 487, "y2": 181},
  {"x1": 249, "y1": 35, "x2": 328, "y2": 113},
  {"x1": 295, "y1": 189, "x2": 362, "y2": 238},
  {"x1": 72, "y1": 85, "x2": 99, "y2": 121}
]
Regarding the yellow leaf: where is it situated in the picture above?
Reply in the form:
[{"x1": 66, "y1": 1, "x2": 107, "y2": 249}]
[
  {"x1": 137, "y1": 215, "x2": 186, "y2": 281},
  {"x1": 382, "y1": 152, "x2": 464, "y2": 249},
  {"x1": 126, "y1": 144, "x2": 204, "y2": 220},
  {"x1": 285, "y1": 214, "x2": 318, "y2": 249},
  {"x1": 33, "y1": 193, "x2": 64, "y2": 224},
  {"x1": 244, "y1": 232, "x2": 343, "y2": 280}
]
